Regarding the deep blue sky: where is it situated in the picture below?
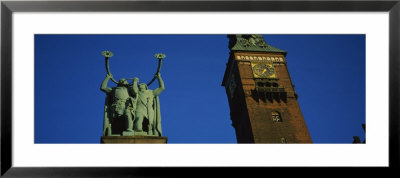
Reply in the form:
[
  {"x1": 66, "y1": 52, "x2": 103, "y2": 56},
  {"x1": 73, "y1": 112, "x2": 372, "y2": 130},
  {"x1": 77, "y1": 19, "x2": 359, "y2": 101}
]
[{"x1": 34, "y1": 34, "x2": 365, "y2": 143}]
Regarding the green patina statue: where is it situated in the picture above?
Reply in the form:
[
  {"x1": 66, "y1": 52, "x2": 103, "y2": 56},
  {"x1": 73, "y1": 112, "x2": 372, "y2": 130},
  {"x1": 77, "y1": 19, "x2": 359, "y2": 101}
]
[
  {"x1": 101, "y1": 75, "x2": 136, "y2": 136},
  {"x1": 132, "y1": 74, "x2": 164, "y2": 136},
  {"x1": 100, "y1": 51, "x2": 165, "y2": 137}
]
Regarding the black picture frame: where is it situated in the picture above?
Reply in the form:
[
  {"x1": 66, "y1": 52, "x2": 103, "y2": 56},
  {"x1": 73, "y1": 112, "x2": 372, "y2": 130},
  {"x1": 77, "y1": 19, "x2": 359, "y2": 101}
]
[{"x1": 1, "y1": 0, "x2": 399, "y2": 177}]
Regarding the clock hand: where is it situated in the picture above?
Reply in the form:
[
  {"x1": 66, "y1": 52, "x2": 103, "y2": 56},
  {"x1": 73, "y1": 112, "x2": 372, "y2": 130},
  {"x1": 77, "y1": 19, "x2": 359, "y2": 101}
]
[{"x1": 262, "y1": 69, "x2": 267, "y2": 73}]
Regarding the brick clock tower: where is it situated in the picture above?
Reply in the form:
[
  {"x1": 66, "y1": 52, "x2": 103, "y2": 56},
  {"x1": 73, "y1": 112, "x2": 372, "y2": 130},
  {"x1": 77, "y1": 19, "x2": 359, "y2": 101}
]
[{"x1": 222, "y1": 35, "x2": 312, "y2": 143}]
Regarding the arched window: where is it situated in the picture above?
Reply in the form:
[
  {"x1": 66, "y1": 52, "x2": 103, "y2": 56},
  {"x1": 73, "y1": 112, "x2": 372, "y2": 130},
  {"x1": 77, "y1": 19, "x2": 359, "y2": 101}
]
[{"x1": 272, "y1": 111, "x2": 282, "y2": 122}]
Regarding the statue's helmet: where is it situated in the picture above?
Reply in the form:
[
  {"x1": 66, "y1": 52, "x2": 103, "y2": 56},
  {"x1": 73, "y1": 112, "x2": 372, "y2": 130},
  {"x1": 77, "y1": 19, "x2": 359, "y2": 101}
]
[
  {"x1": 118, "y1": 78, "x2": 128, "y2": 85},
  {"x1": 139, "y1": 83, "x2": 148, "y2": 90}
]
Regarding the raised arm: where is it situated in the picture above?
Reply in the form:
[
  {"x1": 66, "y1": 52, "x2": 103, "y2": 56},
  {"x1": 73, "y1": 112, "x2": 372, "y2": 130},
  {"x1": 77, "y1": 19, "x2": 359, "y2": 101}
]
[
  {"x1": 153, "y1": 74, "x2": 165, "y2": 96},
  {"x1": 100, "y1": 74, "x2": 113, "y2": 93},
  {"x1": 132, "y1": 77, "x2": 139, "y2": 95}
]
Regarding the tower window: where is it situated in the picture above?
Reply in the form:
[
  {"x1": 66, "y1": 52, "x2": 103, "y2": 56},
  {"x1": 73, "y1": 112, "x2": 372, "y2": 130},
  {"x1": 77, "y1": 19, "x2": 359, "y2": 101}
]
[{"x1": 272, "y1": 111, "x2": 282, "y2": 122}]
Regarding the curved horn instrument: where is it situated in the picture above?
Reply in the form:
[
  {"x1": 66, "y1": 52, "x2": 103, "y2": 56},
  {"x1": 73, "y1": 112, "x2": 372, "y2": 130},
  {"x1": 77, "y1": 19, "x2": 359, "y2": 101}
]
[
  {"x1": 147, "y1": 53, "x2": 166, "y2": 86},
  {"x1": 101, "y1": 51, "x2": 118, "y2": 84}
]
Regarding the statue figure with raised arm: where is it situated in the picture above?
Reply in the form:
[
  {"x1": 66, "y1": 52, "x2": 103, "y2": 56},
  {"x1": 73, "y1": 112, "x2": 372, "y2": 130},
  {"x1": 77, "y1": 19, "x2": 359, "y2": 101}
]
[
  {"x1": 132, "y1": 73, "x2": 164, "y2": 136},
  {"x1": 100, "y1": 74, "x2": 136, "y2": 136},
  {"x1": 100, "y1": 51, "x2": 166, "y2": 138}
]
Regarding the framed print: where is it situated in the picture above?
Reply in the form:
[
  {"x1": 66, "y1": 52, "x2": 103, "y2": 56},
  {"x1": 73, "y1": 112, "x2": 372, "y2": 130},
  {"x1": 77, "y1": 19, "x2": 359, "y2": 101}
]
[{"x1": 1, "y1": 0, "x2": 400, "y2": 177}]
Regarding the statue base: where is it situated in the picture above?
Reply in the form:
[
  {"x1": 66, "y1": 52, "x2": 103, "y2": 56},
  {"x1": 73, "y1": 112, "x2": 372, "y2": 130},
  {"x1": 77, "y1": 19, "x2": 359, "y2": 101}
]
[{"x1": 101, "y1": 136, "x2": 168, "y2": 144}]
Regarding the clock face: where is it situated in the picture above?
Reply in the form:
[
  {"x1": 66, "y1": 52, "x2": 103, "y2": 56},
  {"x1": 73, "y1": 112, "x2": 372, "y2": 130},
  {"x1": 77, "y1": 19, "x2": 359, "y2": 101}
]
[{"x1": 252, "y1": 63, "x2": 276, "y2": 78}]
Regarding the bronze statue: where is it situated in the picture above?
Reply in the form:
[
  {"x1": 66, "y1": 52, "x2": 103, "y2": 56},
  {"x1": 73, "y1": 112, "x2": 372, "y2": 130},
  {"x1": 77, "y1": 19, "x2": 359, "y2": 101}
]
[
  {"x1": 132, "y1": 74, "x2": 164, "y2": 136},
  {"x1": 101, "y1": 75, "x2": 136, "y2": 136},
  {"x1": 100, "y1": 51, "x2": 166, "y2": 137}
]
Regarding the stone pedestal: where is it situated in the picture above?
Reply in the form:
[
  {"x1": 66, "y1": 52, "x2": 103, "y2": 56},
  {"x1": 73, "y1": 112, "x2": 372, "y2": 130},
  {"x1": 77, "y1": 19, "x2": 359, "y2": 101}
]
[{"x1": 101, "y1": 136, "x2": 168, "y2": 144}]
